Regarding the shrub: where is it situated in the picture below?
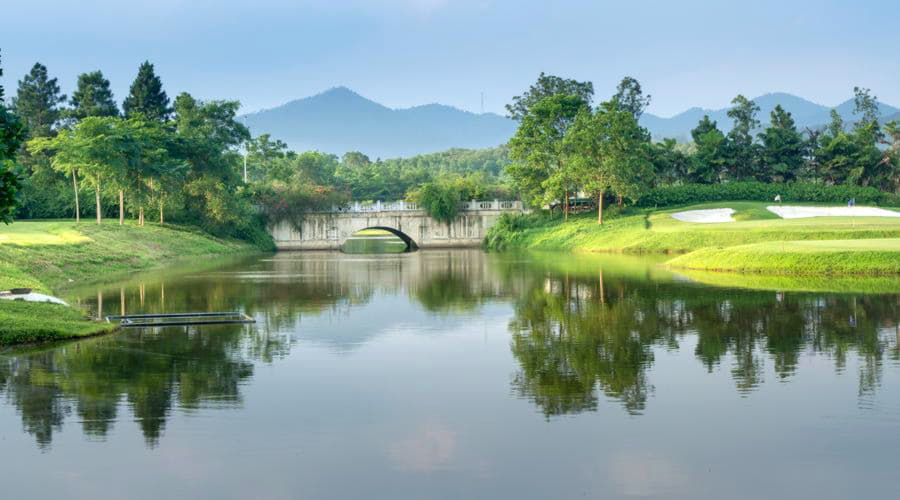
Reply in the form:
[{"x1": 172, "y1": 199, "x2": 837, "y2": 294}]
[{"x1": 637, "y1": 182, "x2": 896, "y2": 208}]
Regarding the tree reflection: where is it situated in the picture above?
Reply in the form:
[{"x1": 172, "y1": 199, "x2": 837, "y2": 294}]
[{"x1": 501, "y1": 257, "x2": 900, "y2": 417}]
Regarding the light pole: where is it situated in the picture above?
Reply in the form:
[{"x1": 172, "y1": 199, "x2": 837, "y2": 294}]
[{"x1": 243, "y1": 143, "x2": 248, "y2": 183}]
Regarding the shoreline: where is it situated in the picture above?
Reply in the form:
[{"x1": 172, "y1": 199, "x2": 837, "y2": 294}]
[{"x1": 0, "y1": 220, "x2": 263, "y2": 346}]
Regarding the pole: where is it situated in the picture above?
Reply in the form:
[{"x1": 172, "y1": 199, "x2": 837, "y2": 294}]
[{"x1": 243, "y1": 147, "x2": 248, "y2": 183}]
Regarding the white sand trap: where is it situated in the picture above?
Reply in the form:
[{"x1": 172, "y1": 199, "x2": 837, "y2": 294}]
[
  {"x1": 671, "y1": 208, "x2": 736, "y2": 223},
  {"x1": 0, "y1": 292, "x2": 68, "y2": 306},
  {"x1": 767, "y1": 205, "x2": 900, "y2": 219}
]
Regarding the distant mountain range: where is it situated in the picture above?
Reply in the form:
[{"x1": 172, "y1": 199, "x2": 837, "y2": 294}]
[
  {"x1": 641, "y1": 92, "x2": 900, "y2": 141},
  {"x1": 239, "y1": 87, "x2": 516, "y2": 159},
  {"x1": 240, "y1": 88, "x2": 900, "y2": 158}
]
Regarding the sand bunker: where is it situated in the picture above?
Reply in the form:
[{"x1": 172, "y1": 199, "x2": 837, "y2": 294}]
[
  {"x1": 671, "y1": 208, "x2": 736, "y2": 223},
  {"x1": 0, "y1": 291, "x2": 68, "y2": 306},
  {"x1": 767, "y1": 206, "x2": 900, "y2": 219}
]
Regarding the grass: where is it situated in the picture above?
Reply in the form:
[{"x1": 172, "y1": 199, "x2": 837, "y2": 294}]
[
  {"x1": 667, "y1": 238, "x2": 900, "y2": 275},
  {"x1": 0, "y1": 219, "x2": 259, "y2": 345},
  {"x1": 488, "y1": 201, "x2": 900, "y2": 276},
  {"x1": 0, "y1": 301, "x2": 116, "y2": 345}
]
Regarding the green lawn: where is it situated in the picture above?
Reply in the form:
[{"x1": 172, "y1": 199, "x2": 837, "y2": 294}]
[
  {"x1": 0, "y1": 220, "x2": 259, "y2": 345},
  {"x1": 667, "y1": 238, "x2": 900, "y2": 275},
  {"x1": 491, "y1": 201, "x2": 900, "y2": 253},
  {"x1": 487, "y1": 201, "x2": 900, "y2": 276}
]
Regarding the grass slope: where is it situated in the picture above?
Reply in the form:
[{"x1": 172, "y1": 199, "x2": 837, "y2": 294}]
[
  {"x1": 488, "y1": 201, "x2": 900, "y2": 275},
  {"x1": 667, "y1": 239, "x2": 900, "y2": 275},
  {"x1": 0, "y1": 220, "x2": 258, "y2": 345},
  {"x1": 491, "y1": 202, "x2": 900, "y2": 253}
]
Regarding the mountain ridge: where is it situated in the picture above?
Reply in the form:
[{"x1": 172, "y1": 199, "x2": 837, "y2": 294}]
[{"x1": 239, "y1": 87, "x2": 900, "y2": 157}]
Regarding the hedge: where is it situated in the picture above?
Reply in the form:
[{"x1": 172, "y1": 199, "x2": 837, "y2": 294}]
[{"x1": 637, "y1": 182, "x2": 900, "y2": 208}]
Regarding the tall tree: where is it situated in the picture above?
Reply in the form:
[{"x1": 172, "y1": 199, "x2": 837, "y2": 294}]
[
  {"x1": 507, "y1": 94, "x2": 587, "y2": 219},
  {"x1": 724, "y1": 95, "x2": 761, "y2": 180},
  {"x1": 1, "y1": 50, "x2": 28, "y2": 223},
  {"x1": 67, "y1": 71, "x2": 118, "y2": 120},
  {"x1": 29, "y1": 117, "x2": 129, "y2": 224},
  {"x1": 12, "y1": 62, "x2": 66, "y2": 138},
  {"x1": 689, "y1": 116, "x2": 726, "y2": 183},
  {"x1": 612, "y1": 76, "x2": 651, "y2": 119},
  {"x1": 852, "y1": 86, "x2": 881, "y2": 128},
  {"x1": 565, "y1": 101, "x2": 653, "y2": 224},
  {"x1": 759, "y1": 105, "x2": 805, "y2": 182},
  {"x1": 123, "y1": 61, "x2": 171, "y2": 121},
  {"x1": 506, "y1": 73, "x2": 593, "y2": 121}
]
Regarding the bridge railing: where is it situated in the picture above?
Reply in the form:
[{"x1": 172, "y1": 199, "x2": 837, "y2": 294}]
[{"x1": 329, "y1": 200, "x2": 522, "y2": 213}]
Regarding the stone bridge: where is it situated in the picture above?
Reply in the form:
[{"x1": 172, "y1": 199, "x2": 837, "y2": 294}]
[{"x1": 268, "y1": 200, "x2": 524, "y2": 250}]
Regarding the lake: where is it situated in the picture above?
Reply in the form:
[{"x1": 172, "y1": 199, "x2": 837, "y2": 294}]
[{"x1": 1, "y1": 250, "x2": 898, "y2": 499}]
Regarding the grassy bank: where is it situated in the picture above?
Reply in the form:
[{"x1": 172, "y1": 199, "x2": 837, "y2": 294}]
[
  {"x1": 0, "y1": 220, "x2": 261, "y2": 345},
  {"x1": 667, "y1": 239, "x2": 900, "y2": 275},
  {"x1": 485, "y1": 201, "x2": 900, "y2": 275}
]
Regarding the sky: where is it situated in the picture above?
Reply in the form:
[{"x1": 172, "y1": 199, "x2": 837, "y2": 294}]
[{"x1": 2, "y1": 0, "x2": 899, "y2": 117}]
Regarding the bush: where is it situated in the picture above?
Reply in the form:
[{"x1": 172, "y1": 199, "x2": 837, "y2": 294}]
[{"x1": 637, "y1": 182, "x2": 897, "y2": 208}]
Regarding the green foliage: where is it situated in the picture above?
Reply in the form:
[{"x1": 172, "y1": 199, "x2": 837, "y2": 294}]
[
  {"x1": 636, "y1": 181, "x2": 896, "y2": 207},
  {"x1": 123, "y1": 61, "x2": 171, "y2": 121},
  {"x1": 0, "y1": 301, "x2": 112, "y2": 345},
  {"x1": 0, "y1": 51, "x2": 27, "y2": 224},
  {"x1": 407, "y1": 174, "x2": 504, "y2": 225},
  {"x1": 508, "y1": 94, "x2": 588, "y2": 208},
  {"x1": 411, "y1": 181, "x2": 461, "y2": 225},
  {"x1": 612, "y1": 76, "x2": 651, "y2": 119},
  {"x1": 506, "y1": 72, "x2": 594, "y2": 121},
  {"x1": 66, "y1": 70, "x2": 119, "y2": 120},
  {"x1": 689, "y1": 115, "x2": 726, "y2": 183},
  {"x1": 724, "y1": 95, "x2": 762, "y2": 180},
  {"x1": 758, "y1": 105, "x2": 805, "y2": 182},
  {"x1": 12, "y1": 62, "x2": 66, "y2": 138}
]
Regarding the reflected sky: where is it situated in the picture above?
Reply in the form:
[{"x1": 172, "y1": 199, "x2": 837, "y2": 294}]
[{"x1": 1, "y1": 250, "x2": 899, "y2": 499}]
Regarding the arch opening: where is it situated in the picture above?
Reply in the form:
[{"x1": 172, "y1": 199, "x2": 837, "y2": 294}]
[{"x1": 342, "y1": 226, "x2": 418, "y2": 253}]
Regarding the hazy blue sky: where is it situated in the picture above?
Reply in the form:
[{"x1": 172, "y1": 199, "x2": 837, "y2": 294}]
[{"x1": 2, "y1": 0, "x2": 898, "y2": 117}]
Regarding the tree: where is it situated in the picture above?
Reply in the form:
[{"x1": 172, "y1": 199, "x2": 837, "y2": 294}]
[
  {"x1": 123, "y1": 61, "x2": 171, "y2": 121},
  {"x1": 28, "y1": 117, "x2": 130, "y2": 224},
  {"x1": 564, "y1": 102, "x2": 653, "y2": 224},
  {"x1": 245, "y1": 133, "x2": 289, "y2": 182},
  {"x1": 759, "y1": 105, "x2": 804, "y2": 182},
  {"x1": 852, "y1": 86, "x2": 881, "y2": 128},
  {"x1": 612, "y1": 76, "x2": 651, "y2": 119},
  {"x1": 66, "y1": 71, "x2": 118, "y2": 120},
  {"x1": 506, "y1": 72, "x2": 593, "y2": 121},
  {"x1": 12, "y1": 62, "x2": 66, "y2": 138},
  {"x1": 724, "y1": 95, "x2": 761, "y2": 180},
  {"x1": 507, "y1": 94, "x2": 587, "y2": 219},
  {"x1": 882, "y1": 121, "x2": 900, "y2": 193},
  {"x1": 650, "y1": 139, "x2": 691, "y2": 186},
  {"x1": 689, "y1": 116, "x2": 726, "y2": 183},
  {"x1": 816, "y1": 111, "x2": 856, "y2": 185},
  {"x1": 1, "y1": 50, "x2": 28, "y2": 223},
  {"x1": 409, "y1": 180, "x2": 463, "y2": 226}
]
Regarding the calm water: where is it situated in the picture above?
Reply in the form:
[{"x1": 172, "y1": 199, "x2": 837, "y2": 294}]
[{"x1": 1, "y1": 250, "x2": 899, "y2": 499}]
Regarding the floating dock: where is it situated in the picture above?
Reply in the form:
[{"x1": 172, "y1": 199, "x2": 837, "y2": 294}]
[{"x1": 106, "y1": 312, "x2": 255, "y2": 328}]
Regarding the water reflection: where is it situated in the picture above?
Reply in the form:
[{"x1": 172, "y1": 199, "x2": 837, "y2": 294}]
[
  {"x1": 501, "y1": 256, "x2": 900, "y2": 417},
  {"x1": 0, "y1": 250, "x2": 898, "y2": 452}
]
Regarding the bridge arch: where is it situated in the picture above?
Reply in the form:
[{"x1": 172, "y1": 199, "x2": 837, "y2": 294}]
[{"x1": 344, "y1": 226, "x2": 419, "y2": 252}]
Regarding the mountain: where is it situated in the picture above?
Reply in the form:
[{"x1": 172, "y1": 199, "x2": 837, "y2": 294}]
[
  {"x1": 239, "y1": 87, "x2": 517, "y2": 159},
  {"x1": 641, "y1": 93, "x2": 900, "y2": 141},
  {"x1": 242, "y1": 88, "x2": 900, "y2": 155}
]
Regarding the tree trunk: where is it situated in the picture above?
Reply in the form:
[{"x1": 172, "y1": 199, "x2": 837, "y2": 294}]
[
  {"x1": 72, "y1": 171, "x2": 80, "y2": 223},
  {"x1": 159, "y1": 199, "x2": 164, "y2": 224},
  {"x1": 139, "y1": 206, "x2": 144, "y2": 227},
  {"x1": 95, "y1": 179, "x2": 102, "y2": 225},
  {"x1": 617, "y1": 194, "x2": 623, "y2": 208},
  {"x1": 597, "y1": 192, "x2": 604, "y2": 225},
  {"x1": 563, "y1": 189, "x2": 569, "y2": 221},
  {"x1": 119, "y1": 190, "x2": 124, "y2": 225}
]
